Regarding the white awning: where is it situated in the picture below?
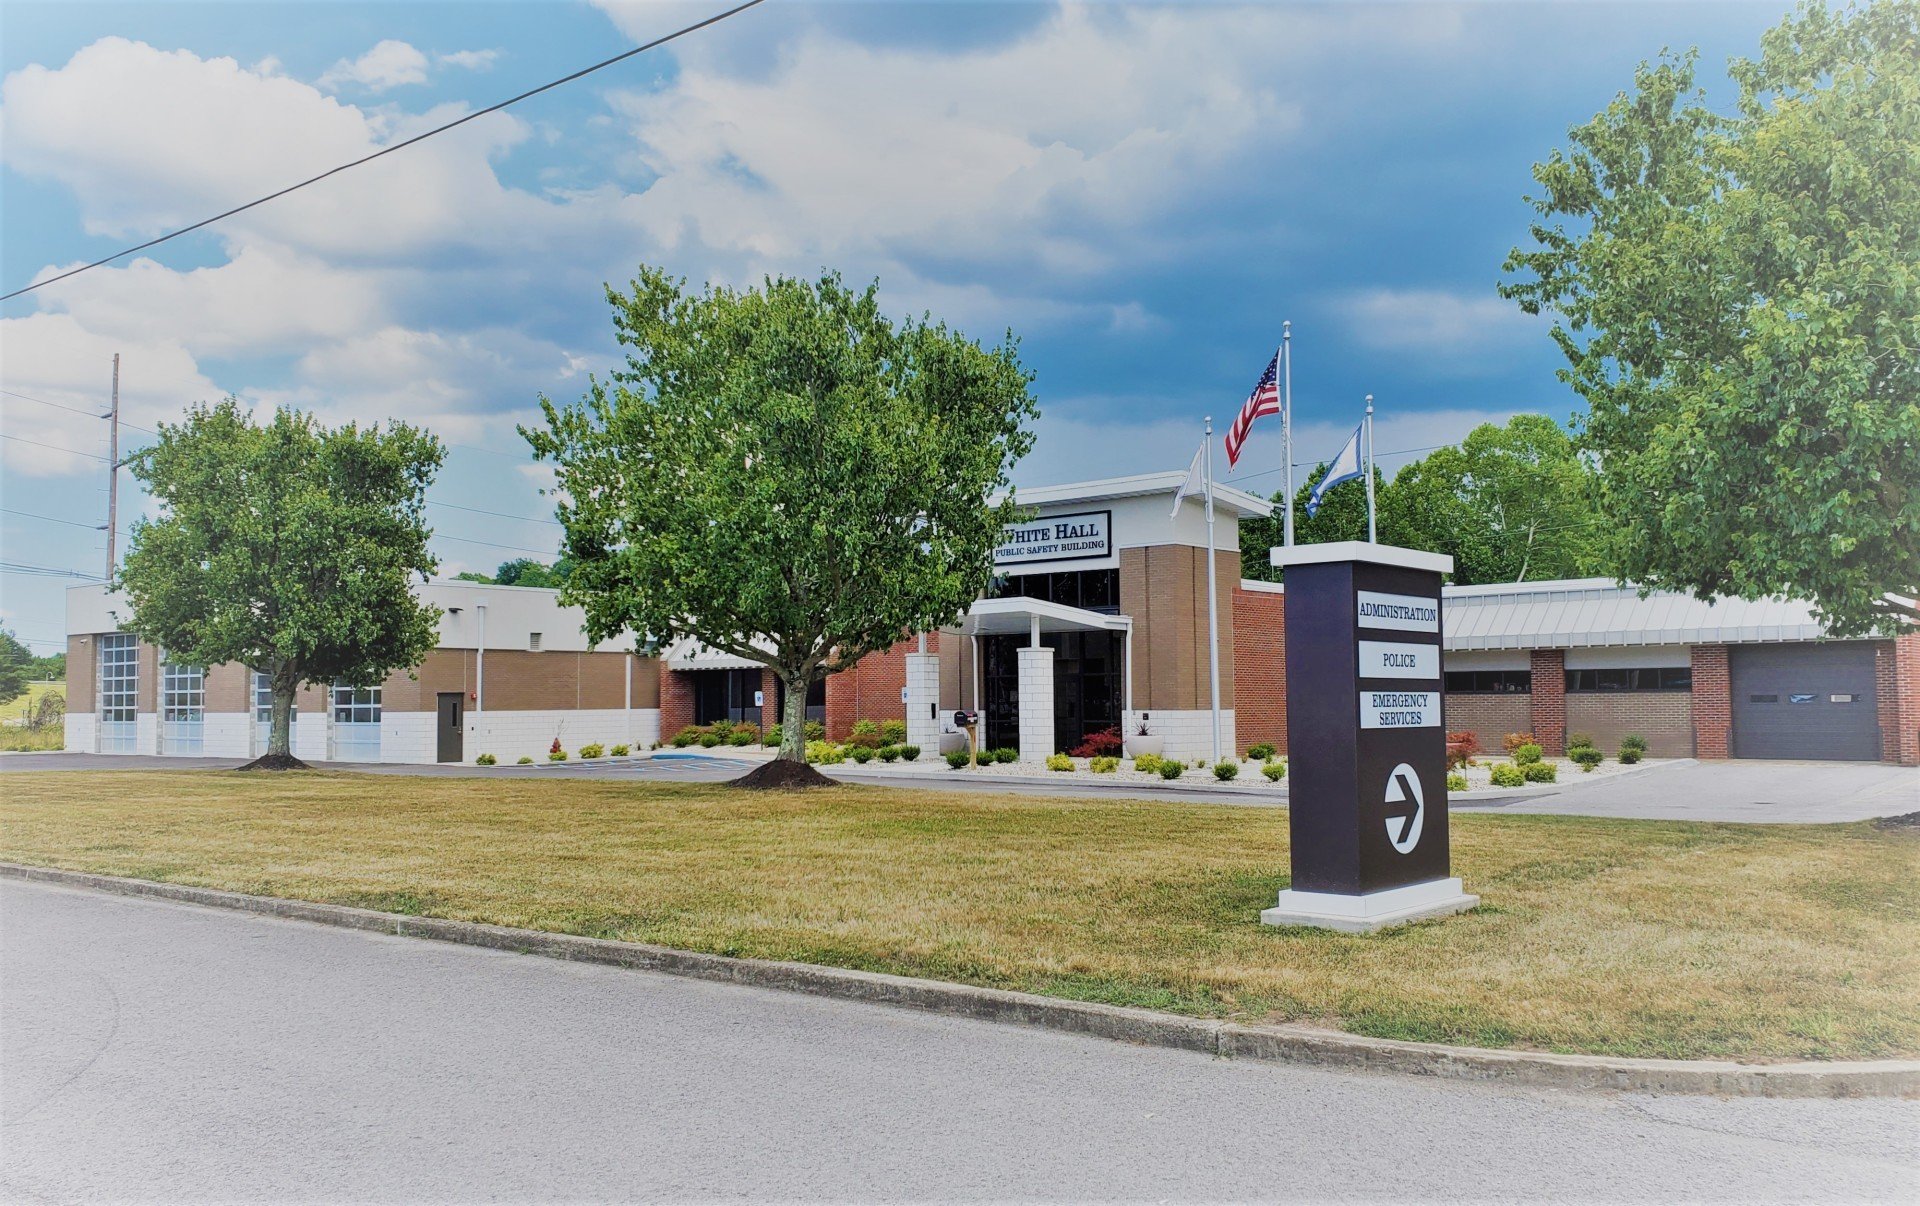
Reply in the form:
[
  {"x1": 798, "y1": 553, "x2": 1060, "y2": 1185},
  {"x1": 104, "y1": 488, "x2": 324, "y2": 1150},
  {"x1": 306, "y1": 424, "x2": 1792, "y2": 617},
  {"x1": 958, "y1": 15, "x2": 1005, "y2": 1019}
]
[
  {"x1": 659, "y1": 638, "x2": 766, "y2": 671},
  {"x1": 961, "y1": 596, "x2": 1132, "y2": 638}
]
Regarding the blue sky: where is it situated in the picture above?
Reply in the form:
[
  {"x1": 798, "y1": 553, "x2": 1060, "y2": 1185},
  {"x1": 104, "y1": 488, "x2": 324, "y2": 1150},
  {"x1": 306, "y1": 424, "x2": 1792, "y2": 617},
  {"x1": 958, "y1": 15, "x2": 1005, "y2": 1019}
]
[{"x1": 1, "y1": 0, "x2": 1787, "y2": 654}]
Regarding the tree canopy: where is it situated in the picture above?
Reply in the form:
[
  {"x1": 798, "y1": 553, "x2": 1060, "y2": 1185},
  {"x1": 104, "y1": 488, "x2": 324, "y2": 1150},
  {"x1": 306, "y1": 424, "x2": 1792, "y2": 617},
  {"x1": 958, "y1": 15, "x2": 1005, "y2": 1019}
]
[
  {"x1": 454, "y1": 557, "x2": 574, "y2": 588},
  {"x1": 1502, "y1": 0, "x2": 1920, "y2": 633},
  {"x1": 118, "y1": 399, "x2": 444, "y2": 765},
  {"x1": 525, "y1": 267, "x2": 1037, "y2": 778},
  {"x1": 0, "y1": 630, "x2": 32, "y2": 704}
]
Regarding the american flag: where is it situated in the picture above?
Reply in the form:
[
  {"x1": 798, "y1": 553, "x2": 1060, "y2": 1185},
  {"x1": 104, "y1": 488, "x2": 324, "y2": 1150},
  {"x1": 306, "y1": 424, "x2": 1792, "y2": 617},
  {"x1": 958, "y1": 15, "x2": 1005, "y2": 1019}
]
[{"x1": 1223, "y1": 351, "x2": 1281, "y2": 469}]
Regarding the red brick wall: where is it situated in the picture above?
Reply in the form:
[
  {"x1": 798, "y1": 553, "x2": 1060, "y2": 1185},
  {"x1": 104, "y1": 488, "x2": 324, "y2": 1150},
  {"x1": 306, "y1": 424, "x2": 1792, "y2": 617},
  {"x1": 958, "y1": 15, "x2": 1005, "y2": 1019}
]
[
  {"x1": 661, "y1": 668, "x2": 695, "y2": 743},
  {"x1": 1878, "y1": 632, "x2": 1920, "y2": 766},
  {"x1": 1566, "y1": 691, "x2": 1695, "y2": 758},
  {"x1": 1444, "y1": 694, "x2": 1533, "y2": 755},
  {"x1": 1691, "y1": 644, "x2": 1732, "y2": 759},
  {"x1": 1231, "y1": 584, "x2": 1287, "y2": 754},
  {"x1": 1528, "y1": 649, "x2": 1567, "y2": 756},
  {"x1": 824, "y1": 635, "x2": 926, "y2": 740}
]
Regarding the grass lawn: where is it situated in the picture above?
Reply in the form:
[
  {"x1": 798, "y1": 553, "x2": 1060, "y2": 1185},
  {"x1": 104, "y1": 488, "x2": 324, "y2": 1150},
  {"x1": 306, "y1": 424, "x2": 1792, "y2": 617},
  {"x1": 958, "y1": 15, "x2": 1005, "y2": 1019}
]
[
  {"x1": 0, "y1": 681, "x2": 61, "y2": 723},
  {"x1": 2, "y1": 770, "x2": 1915, "y2": 1061},
  {"x1": 0, "y1": 683, "x2": 64, "y2": 752}
]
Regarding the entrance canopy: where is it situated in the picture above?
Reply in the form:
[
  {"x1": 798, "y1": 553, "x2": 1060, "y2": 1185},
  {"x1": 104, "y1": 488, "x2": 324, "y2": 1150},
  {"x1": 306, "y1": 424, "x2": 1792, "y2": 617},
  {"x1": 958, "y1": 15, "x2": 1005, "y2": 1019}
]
[{"x1": 960, "y1": 596, "x2": 1131, "y2": 639}]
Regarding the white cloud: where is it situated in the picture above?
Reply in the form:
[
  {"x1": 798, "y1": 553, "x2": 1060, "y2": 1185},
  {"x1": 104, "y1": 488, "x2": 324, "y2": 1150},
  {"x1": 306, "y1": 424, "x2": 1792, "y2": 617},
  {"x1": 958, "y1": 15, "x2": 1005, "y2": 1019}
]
[
  {"x1": 1335, "y1": 287, "x2": 1544, "y2": 357},
  {"x1": 318, "y1": 39, "x2": 430, "y2": 92},
  {"x1": 437, "y1": 49, "x2": 500, "y2": 72}
]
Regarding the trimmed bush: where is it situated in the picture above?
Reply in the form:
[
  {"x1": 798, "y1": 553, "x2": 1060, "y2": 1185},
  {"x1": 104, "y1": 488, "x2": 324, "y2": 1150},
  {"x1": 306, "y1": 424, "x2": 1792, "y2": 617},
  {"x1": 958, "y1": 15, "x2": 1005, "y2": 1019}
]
[
  {"x1": 698, "y1": 733, "x2": 722, "y2": 748},
  {"x1": 1089, "y1": 756, "x2": 1119, "y2": 773},
  {"x1": 849, "y1": 746, "x2": 875, "y2": 763},
  {"x1": 610, "y1": 744, "x2": 629, "y2": 757},
  {"x1": 1262, "y1": 760, "x2": 1286, "y2": 782},
  {"x1": 804, "y1": 721, "x2": 826, "y2": 742},
  {"x1": 1513, "y1": 743, "x2": 1544, "y2": 766},
  {"x1": 1619, "y1": 747, "x2": 1643, "y2": 765},
  {"x1": 1524, "y1": 761, "x2": 1558, "y2": 783},
  {"x1": 549, "y1": 749, "x2": 568, "y2": 762},
  {"x1": 1572, "y1": 746, "x2": 1604, "y2": 772},
  {"x1": 579, "y1": 743, "x2": 604, "y2": 759},
  {"x1": 764, "y1": 724, "x2": 782, "y2": 747},
  {"x1": 475, "y1": 753, "x2": 497, "y2": 766},
  {"x1": 1132, "y1": 753, "x2": 1163, "y2": 775},
  {"x1": 945, "y1": 750, "x2": 970, "y2": 769},
  {"x1": 806, "y1": 740, "x2": 847, "y2": 765},
  {"x1": 1158, "y1": 760, "x2": 1185, "y2": 780},
  {"x1": 1567, "y1": 731, "x2": 1596, "y2": 752},
  {"x1": 727, "y1": 728, "x2": 755, "y2": 746},
  {"x1": 1620, "y1": 733, "x2": 1648, "y2": 754},
  {"x1": 990, "y1": 747, "x2": 1020, "y2": 764},
  {"x1": 1490, "y1": 763, "x2": 1526, "y2": 787},
  {"x1": 1503, "y1": 732, "x2": 1537, "y2": 755},
  {"x1": 847, "y1": 719, "x2": 882, "y2": 749},
  {"x1": 877, "y1": 745, "x2": 900, "y2": 762},
  {"x1": 1446, "y1": 771, "x2": 1469, "y2": 792},
  {"x1": 1213, "y1": 760, "x2": 1238, "y2": 781},
  {"x1": 900, "y1": 745, "x2": 920, "y2": 762},
  {"x1": 1046, "y1": 753, "x2": 1074, "y2": 772},
  {"x1": 671, "y1": 727, "x2": 700, "y2": 747},
  {"x1": 1246, "y1": 742, "x2": 1276, "y2": 761},
  {"x1": 878, "y1": 719, "x2": 908, "y2": 745},
  {"x1": 516, "y1": 755, "x2": 533, "y2": 765},
  {"x1": 1070, "y1": 727, "x2": 1125, "y2": 758}
]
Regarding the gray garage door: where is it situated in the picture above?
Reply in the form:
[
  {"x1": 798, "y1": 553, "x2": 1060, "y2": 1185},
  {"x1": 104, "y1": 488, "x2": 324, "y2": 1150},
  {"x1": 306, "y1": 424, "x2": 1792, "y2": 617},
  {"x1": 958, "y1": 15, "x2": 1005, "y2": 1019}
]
[{"x1": 1729, "y1": 643, "x2": 1880, "y2": 761}]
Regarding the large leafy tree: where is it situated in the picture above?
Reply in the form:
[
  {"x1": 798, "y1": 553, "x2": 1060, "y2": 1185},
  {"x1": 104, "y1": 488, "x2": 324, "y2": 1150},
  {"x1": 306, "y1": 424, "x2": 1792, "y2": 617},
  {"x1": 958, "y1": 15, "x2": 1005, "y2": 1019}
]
[
  {"x1": 119, "y1": 400, "x2": 444, "y2": 766},
  {"x1": 1502, "y1": 0, "x2": 1920, "y2": 632},
  {"x1": 1238, "y1": 466, "x2": 1385, "y2": 581},
  {"x1": 0, "y1": 630, "x2": 32, "y2": 704},
  {"x1": 525, "y1": 267, "x2": 1037, "y2": 783}
]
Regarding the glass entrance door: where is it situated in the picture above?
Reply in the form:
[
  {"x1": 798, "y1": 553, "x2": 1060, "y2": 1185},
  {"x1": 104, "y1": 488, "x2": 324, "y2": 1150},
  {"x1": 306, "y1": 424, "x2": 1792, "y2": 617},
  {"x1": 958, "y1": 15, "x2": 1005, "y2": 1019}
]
[{"x1": 981, "y1": 631, "x2": 1122, "y2": 755}]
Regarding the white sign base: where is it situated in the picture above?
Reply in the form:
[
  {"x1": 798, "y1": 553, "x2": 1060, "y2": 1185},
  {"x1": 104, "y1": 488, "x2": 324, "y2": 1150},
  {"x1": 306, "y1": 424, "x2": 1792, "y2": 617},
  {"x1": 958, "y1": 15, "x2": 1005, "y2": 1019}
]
[{"x1": 1260, "y1": 877, "x2": 1478, "y2": 934}]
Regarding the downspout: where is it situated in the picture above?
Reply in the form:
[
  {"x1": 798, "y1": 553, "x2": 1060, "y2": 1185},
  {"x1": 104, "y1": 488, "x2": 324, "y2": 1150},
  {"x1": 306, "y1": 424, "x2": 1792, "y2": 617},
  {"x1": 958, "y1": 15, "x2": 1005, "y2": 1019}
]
[{"x1": 474, "y1": 601, "x2": 487, "y2": 715}]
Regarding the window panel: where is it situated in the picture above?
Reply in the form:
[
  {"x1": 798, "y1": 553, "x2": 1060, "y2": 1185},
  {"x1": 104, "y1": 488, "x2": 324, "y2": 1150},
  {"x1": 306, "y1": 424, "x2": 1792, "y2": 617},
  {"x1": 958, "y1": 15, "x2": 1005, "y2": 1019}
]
[
  {"x1": 161, "y1": 663, "x2": 205, "y2": 721},
  {"x1": 97, "y1": 634, "x2": 139, "y2": 722}
]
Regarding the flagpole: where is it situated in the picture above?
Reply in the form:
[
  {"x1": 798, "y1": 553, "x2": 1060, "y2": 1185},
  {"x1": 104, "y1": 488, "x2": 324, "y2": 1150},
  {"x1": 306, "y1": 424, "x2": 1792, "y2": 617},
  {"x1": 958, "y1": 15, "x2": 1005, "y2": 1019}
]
[
  {"x1": 1364, "y1": 394, "x2": 1377, "y2": 544},
  {"x1": 1203, "y1": 416, "x2": 1222, "y2": 764},
  {"x1": 1281, "y1": 321, "x2": 1294, "y2": 547}
]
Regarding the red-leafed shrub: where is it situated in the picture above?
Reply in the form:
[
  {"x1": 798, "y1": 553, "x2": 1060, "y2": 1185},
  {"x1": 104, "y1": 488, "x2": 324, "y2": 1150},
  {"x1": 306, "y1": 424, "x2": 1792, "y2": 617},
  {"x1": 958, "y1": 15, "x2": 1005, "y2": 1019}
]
[
  {"x1": 1069, "y1": 727, "x2": 1124, "y2": 758},
  {"x1": 1502, "y1": 732, "x2": 1537, "y2": 756},
  {"x1": 1446, "y1": 730, "x2": 1482, "y2": 769}
]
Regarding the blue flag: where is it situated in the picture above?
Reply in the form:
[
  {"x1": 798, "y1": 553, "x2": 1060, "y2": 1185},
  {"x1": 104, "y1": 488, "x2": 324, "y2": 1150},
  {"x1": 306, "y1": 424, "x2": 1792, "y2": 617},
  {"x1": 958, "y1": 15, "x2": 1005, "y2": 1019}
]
[{"x1": 1306, "y1": 424, "x2": 1363, "y2": 517}]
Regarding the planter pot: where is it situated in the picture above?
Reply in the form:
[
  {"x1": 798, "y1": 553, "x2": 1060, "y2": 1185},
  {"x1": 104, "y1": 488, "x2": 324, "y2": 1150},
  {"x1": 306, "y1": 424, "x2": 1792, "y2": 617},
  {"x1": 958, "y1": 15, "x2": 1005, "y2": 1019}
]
[{"x1": 1124, "y1": 735, "x2": 1164, "y2": 757}]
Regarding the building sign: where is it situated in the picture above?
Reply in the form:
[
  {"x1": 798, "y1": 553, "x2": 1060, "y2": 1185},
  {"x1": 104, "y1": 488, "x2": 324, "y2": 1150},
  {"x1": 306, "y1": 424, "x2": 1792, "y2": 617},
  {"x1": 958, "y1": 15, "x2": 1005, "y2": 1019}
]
[
  {"x1": 1356, "y1": 590, "x2": 1440, "y2": 633},
  {"x1": 1360, "y1": 690, "x2": 1440, "y2": 729},
  {"x1": 1356, "y1": 640, "x2": 1438, "y2": 681},
  {"x1": 993, "y1": 509, "x2": 1112, "y2": 568}
]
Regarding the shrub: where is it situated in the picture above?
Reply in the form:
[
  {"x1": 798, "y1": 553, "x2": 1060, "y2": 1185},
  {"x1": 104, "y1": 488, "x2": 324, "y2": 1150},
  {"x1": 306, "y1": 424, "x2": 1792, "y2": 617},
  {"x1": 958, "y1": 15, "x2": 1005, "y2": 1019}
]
[
  {"x1": 610, "y1": 744, "x2": 629, "y2": 757},
  {"x1": 806, "y1": 740, "x2": 847, "y2": 765},
  {"x1": 1619, "y1": 747, "x2": 1643, "y2": 765},
  {"x1": 1445, "y1": 730, "x2": 1482, "y2": 770},
  {"x1": 1262, "y1": 760, "x2": 1286, "y2": 782},
  {"x1": 945, "y1": 750, "x2": 970, "y2": 769},
  {"x1": 804, "y1": 720, "x2": 826, "y2": 742},
  {"x1": 549, "y1": 749, "x2": 568, "y2": 762},
  {"x1": 710, "y1": 718, "x2": 734, "y2": 737},
  {"x1": 671, "y1": 727, "x2": 699, "y2": 748},
  {"x1": 1620, "y1": 733, "x2": 1648, "y2": 755},
  {"x1": 1446, "y1": 771, "x2": 1469, "y2": 792},
  {"x1": 849, "y1": 745, "x2": 875, "y2": 763},
  {"x1": 1567, "y1": 731, "x2": 1596, "y2": 752},
  {"x1": 1246, "y1": 742, "x2": 1276, "y2": 761},
  {"x1": 764, "y1": 724, "x2": 782, "y2": 747},
  {"x1": 1524, "y1": 761, "x2": 1558, "y2": 783},
  {"x1": 1132, "y1": 753, "x2": 1163, "y2": 775},
  {"x1": 1571, "y1": 746, "x2": 1604, "y2": 772},
  {"x1": 848, "y1": 719, "x2": 882, "y2": 749},
  {"x1": 516, "y1": 755, "x2": 533, "y2": 765},
  {"x1": 1512, "y1": 743, "x2": 1543, "y2": 766},
  {"x1": 1502, "y1": 732, "x2": 1537, "y2": 755},
  {"x1": 1089, "y1": 756, "x2": 1119, "y2": 773},
  {"x1": 1158, "y1": 760, "x2": 1184, "y2": 780},
  {"x1": 579, "y1": 743, "x2": 604, "y2": 759},
  {"x1": 1046, "y1": 753, "x2": 1074, "y2": 772},
  {"x1": 1213, "y1": 760, "x2": 1238, "y2": 782},
  {"x1": 990, "y1": 747, "x2": 1020, "y2": 764},
  {"x1": 475, "y1": 753, "x2": 497, "y2": 766},
  {"x1": 698, "y1": 732, "x2": 722, "y2": 748},
  {"x1": 1069, "y1": 727, "x2": 1124, "y2": 758},
  {"x1": 877, "y1": 745, "x2": 900, "y2": 762},
  {"x1": 1490, "y1": 763, "x2": 1525, "y2": 787},
  {"x1": 878, "y1": 718, "x2": 908, "y2": 745},
  {"x1": 900, "y1": 745, "x2": 920, "y2": 762},
  {"x1": 729, "y1": 728, "x2": 756, "y2": 746}
]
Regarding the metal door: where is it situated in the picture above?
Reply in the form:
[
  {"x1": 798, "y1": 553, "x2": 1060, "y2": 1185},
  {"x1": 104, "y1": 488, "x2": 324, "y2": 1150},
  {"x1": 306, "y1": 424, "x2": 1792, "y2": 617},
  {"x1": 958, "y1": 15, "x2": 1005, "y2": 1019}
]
[
  {"x1": 1729, "y1": 643, "x2": 1879, "y2": 760},
  {"x1": 436, "y1": 693, "x2": 464, "y2": 763}
]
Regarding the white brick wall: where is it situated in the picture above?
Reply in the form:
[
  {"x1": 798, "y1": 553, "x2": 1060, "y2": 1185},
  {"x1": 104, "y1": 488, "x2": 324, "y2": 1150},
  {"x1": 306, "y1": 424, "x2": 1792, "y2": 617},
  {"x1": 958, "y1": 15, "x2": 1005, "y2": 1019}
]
[
  {"x1": 382, "y1": 713, "x2": 437, "y2": 764},
  {"x1": 203, "y1": 714, "x2": 250, "y2": 758},
  {"x1": 1017, "y1": 647, "x2": 1054, "y2": 763},
  {"x1": 904, "y1": 653, "x2": 941, "y2": 753},
  {"x1": 1125, "y1": 709, "x2": 1236, "y2": 764},
  {"x1": 64, "y1": 713, "x2": 94, "y2": 753},
  {"x1": 135, "y1": 713, "x2": 160, "y2": 755},
  {"x1": 294, "y1": 713, "x2": 328, "y2": 762}
]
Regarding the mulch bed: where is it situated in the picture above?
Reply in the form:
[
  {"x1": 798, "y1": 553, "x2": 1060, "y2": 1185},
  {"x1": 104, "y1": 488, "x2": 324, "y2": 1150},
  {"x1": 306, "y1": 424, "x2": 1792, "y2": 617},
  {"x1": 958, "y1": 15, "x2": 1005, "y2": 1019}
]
[
  {"x1": 235, "y1": 753, "x2": 312, "y2": 772},
  {"x1": 731, "y1": 759, "x2": 836, "y2": 790}
]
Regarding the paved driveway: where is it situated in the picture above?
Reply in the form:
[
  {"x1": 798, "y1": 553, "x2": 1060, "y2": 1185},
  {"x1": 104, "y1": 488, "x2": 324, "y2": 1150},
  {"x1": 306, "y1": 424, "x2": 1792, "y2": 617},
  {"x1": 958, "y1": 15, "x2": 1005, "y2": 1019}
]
[
  {"x1": 5, "y1": 879, "x2": 1914, "y2": 1204},
  {"x1": 1461, "y1": 759, "x2": 1918, "y2": 824}
]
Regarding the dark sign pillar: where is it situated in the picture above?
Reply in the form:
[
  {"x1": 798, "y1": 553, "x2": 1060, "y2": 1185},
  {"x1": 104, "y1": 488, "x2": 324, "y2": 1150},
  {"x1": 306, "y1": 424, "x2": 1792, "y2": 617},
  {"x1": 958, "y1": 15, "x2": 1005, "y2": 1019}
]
[{"x1": 1262, "y1": 542, "x2": 1477, "y2": 932}]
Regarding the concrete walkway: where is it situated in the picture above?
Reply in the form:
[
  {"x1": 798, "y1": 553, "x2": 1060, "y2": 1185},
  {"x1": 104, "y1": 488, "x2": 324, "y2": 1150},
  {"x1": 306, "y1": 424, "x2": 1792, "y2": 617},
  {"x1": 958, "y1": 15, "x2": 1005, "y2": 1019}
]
[{"x1": 5, "y1": 879, "x2": 1914, "y2": 1203}]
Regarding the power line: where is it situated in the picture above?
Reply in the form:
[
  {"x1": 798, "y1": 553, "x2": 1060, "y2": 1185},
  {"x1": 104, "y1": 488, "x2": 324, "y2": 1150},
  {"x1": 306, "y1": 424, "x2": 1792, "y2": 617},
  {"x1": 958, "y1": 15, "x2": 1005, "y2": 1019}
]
[
  {"x1": 0, "y1": 560, "x2": 104, "y2": 581},
  {"x1": 0, "y1": 387, "x2": 108, "y2": 421},
  {"x1": 431, "y1": 532, "x2": 560, "y2": 557},
  {"x1": 1, "y1": 0, "x2": 772, "y2": 302},
  {"x1": 0, "y1": 432, "x2": 108, "y2": 461},
  {"x1": 1, "y1": 507, "x2": 110, "y2": 533},
  {"x1": 428, "y1": 498, "x2": 562, "y2": 527}
]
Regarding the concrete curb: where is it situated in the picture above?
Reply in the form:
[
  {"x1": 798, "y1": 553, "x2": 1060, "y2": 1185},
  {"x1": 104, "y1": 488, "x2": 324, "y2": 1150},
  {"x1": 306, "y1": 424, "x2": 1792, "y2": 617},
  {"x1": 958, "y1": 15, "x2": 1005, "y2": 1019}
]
[{"x1": 6, "y1": 861, "x2": 1915, "y2": 1099}]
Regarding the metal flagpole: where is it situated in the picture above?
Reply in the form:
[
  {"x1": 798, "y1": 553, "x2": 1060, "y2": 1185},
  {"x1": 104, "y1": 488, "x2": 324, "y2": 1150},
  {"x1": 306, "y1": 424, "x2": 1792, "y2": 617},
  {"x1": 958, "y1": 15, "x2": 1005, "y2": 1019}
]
[
  {"x1": 1203, "y1": 416, "x2": 1222, "y2": 763},
  {"x1": 1364, "y1": 394, "x2": 1377, "y2": 544},
  {"x1": 1281, "y1": 321, "x2": 1294, "y2": 547}
]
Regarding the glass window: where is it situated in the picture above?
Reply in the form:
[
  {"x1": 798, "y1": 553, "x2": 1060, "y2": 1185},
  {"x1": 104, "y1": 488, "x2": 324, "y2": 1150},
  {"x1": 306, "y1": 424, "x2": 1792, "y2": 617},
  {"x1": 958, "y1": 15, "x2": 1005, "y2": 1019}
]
[
  {"x1": 332, "y1": 681, "x2": 382, "y2": 724},
  {"x1": 987, "y1": 569, "x2": 1121, "y2": 615},
  {"x1": 162, "y1": 663, "x2": 204, "y2": 721},
  {"x1": 98, "y1": 634, "x2": 138, "y2": 721},
  {"x1": 1566, "y1": 666, "x2": 1692, "y2": 693},
  {"x1": 1443, "y1": 670, "x2": 1531, "y2": 694},
  {"x1": 253, "y1": 672, "x2": 296, "y2": 723}
]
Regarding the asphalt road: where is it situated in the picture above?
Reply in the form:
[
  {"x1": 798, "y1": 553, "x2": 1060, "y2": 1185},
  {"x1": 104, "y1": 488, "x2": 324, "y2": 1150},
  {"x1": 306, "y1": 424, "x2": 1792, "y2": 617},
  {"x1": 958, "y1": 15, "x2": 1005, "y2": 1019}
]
[{"x1": 3, "y1": 880, "x2": 1914, "y2": 1204}]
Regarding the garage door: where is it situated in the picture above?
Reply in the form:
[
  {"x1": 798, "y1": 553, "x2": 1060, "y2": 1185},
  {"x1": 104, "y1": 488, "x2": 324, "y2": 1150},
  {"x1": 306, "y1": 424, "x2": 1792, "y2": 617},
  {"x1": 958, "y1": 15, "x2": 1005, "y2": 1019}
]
[{"x1": 1729, "y1": 643, "x2": 1880, "y2": 761}]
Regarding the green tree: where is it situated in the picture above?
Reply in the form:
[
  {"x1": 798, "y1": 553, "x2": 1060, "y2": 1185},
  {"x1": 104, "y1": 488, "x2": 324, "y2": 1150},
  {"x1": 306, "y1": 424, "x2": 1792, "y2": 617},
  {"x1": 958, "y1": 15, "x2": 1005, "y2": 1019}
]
[
  {"x1": 525, "y1": 267, "x2": 1037, "y2": 780},
  {"x1": 29, "y1": 651, "x2": 66, "y2": 682},
  {"x1": 1239, "y1": 466, "x2": 1385, "y2": 581},
  {"x1": 1383, "y1": 416, "x2": 1609, "y2": 584},
  {"x1": 0, "y1": 630, "x2": 31, "y2": 704},
  {"x1": 1502, "y1": 1, "x2": 1920, "y2": 632},
  {"x1": 118, "y1": 399, "x2": 445, "y2": 765}
]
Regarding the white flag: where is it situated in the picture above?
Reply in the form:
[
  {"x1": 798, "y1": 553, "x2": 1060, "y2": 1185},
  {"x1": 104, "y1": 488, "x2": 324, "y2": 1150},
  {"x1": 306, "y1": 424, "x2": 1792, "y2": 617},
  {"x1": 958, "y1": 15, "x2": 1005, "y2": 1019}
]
[
  {"x1": 1307, "y1": 423, "x2": 1364, "y2": 518},
  {"x1": 1170, "y1": 442, "x2": 1206, "y2": 518}
]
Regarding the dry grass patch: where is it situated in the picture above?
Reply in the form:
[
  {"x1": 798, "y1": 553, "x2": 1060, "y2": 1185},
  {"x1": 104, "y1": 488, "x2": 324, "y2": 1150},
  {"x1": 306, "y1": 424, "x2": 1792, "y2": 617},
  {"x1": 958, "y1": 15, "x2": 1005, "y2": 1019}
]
[{"x1": 2, "y1": 770, "x2": 1915, "y2": 1060}]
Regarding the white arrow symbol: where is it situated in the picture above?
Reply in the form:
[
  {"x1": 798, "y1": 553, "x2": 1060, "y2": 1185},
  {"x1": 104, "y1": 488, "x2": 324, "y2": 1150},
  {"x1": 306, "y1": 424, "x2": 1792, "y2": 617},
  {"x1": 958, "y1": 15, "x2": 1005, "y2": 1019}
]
[{"x1": 1384, "y1": 762, "x2": 1424, "y2": 854}]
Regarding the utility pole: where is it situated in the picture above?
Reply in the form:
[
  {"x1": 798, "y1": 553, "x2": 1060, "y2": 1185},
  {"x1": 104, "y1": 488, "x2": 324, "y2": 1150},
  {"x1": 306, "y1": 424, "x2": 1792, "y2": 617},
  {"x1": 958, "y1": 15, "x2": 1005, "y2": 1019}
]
[{"x1": 105, "y1": 353, "x2": 120, "y2": 580}]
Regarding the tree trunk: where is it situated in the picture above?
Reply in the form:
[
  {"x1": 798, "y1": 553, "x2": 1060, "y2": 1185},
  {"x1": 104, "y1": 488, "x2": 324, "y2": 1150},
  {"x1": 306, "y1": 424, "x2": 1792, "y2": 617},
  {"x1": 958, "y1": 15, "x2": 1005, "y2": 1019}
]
[
  {"x1": 778, "y1": 670, "x2": 809, "y2": 762},
  {"x1": 268, "y1": 664, "x2": 298, "y2": 758}
]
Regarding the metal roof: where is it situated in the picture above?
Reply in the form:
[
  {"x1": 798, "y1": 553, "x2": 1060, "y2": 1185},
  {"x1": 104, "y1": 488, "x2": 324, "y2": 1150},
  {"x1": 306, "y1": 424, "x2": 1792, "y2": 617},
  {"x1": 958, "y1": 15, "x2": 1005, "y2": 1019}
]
[
  {"x1": 1001, "y1": 471, "x2": 1274, "y2": 519},
  {"x1": 1441, "y1": 578, "x2": 1833, "y2": 651}
]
